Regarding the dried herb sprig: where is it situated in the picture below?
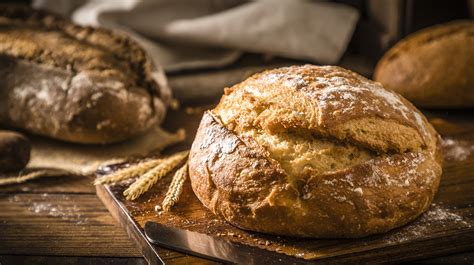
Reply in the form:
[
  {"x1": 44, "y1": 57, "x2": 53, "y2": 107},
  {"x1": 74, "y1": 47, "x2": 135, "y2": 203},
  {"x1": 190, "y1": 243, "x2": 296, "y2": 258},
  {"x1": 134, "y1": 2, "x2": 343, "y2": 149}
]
[
  {"x1": 123, "y1": 150, "x2": 189, "y2": 200},
  {"x1": 94, "y1": 158, "x2": 163, "y2": 185},
  {"x1": 162, "y1": 161, "x2": 188, "y2": 211}
]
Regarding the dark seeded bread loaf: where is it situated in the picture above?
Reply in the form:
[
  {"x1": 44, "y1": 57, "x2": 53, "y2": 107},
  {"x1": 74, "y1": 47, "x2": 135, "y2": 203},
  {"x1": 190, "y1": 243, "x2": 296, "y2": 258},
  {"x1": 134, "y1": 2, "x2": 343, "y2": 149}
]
[
  {"x1": 374, "y1": 20, "x2": 474, "y2": 108},
  {"x1": 0, "y1": 5, "x2": 171, "y2": 144}
]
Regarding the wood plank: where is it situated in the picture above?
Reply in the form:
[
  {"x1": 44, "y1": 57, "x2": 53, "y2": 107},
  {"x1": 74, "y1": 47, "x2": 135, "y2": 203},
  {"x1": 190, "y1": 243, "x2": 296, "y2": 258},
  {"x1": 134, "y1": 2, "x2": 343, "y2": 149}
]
[
  {"x1": 0, "y1": 255, "x2": 147, "y2": 265},
  {"x1": 416, "y1": 251, "x2": 474, "y2": 264},
  {"x1": 1, "y1": 250, "x2": 472, "y2": 265},
  {"x1": 0, "y1": 255, "x2": 219, "y2": 265},
  {"x1": 0, "y1": 191, "x2": 214, "y2": 264},
  {"x1": 0, "y1": 193, "x2": 141, "y2": 257}
]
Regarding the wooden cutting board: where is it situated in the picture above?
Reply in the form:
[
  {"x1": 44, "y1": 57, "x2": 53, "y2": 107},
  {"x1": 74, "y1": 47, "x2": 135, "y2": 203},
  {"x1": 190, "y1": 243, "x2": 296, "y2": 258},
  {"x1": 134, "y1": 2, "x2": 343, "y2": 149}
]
[{"x1": 96, "y1": 108, "x2": 474, "y2": 264}]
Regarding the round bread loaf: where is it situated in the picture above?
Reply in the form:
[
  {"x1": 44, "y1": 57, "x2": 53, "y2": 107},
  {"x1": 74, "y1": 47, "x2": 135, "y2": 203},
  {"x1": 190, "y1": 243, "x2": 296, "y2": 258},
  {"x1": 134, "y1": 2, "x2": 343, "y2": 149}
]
[
  {"x1": 189, "y1": 65, "x2": 443, "y2": 238},
  {"x1": 0, "y1": 6, "x2": 171, "y2": 144},
  {"x1": 374, "y1": 20, "x2": 474, "y2": 108}
]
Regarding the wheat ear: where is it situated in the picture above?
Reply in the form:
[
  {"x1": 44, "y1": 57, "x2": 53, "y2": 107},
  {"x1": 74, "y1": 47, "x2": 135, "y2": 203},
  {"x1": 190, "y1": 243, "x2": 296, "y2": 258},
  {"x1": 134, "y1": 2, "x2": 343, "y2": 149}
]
[
  {"x1": 0, "y1": 169, "x2": 67, "y2": 186},
  {"x1": 162, "y1": 161, "x2": 188, "y2": 211},
  {"x1": 123, "y1": 150, "x2": 189, "y2": 200},
  {"x1": 94, "y1": 158, "x2": 163, "y2": 185}
]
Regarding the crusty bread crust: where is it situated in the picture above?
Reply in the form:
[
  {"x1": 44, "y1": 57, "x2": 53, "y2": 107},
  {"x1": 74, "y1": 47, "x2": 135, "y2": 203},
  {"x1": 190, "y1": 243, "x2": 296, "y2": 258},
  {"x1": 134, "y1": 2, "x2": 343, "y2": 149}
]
[
  {"x1": 189, "y1": 65, "x2": 443, "y2": 238},
  {"x1": 374, "y1": 20, "x2": 474, "y2": 108},
  {"x1": 0, "y1": 5, "x2": 171, "y2": 143}
]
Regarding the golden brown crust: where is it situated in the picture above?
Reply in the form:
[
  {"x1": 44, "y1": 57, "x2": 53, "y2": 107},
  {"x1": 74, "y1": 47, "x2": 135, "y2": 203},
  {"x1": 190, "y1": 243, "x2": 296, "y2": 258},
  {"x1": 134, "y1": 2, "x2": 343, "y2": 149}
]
[
  {"x1": 0, "y1": 5, "x2": 170, "y2": 143},
  {"x1": 374, "y1": 20, "x2": 474, "y2": 108},
  {"x1": 189, "y1": 65, "x2": 443, "y2": 238}
]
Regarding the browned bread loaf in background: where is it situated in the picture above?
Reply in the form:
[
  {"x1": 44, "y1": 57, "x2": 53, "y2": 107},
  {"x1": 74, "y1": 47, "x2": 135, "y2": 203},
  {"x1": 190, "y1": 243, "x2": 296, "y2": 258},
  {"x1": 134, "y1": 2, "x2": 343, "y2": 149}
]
[
  {"x1": 0, "y1": 6, "x2": 171, "y2": 144},
  {"x1": 189, "y1": 65, "x2": 443, "y2": 238},
  {"x1": 374, "y1": 20, "x2": 474, "y2": 108}
]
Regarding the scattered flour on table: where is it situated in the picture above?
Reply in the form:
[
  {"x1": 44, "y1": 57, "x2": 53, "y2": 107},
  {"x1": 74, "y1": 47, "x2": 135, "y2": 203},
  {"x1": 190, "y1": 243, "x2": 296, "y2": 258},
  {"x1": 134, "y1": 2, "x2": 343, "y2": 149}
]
[
  {"x1": 442, "y1": 137, "x2": 474, "y2": 161},
  {"x1": 9, "y1": 193, "x2": 89, "y2": 224},
  {"x1": 385, "y1": 204, "x2": 472, "y2": 244}
]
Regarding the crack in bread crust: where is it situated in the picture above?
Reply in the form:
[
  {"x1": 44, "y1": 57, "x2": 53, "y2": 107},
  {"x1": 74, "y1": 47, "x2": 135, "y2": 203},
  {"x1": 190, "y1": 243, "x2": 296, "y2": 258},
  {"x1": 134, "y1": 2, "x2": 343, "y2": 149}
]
[
  {"x1": 189, "y1": 65, "x2": 443, "y2": 238},
  {"x1": 214, "y1": 109, "x2": 376, "y2": 187},
  {"x1": 189, "y1": 111, "x2": 442, "y2": 238},
  {"x1": 213, "y1": 65, "x2": 439, "y2": 181},
  {"x1": 216, "y1": 65, "x2": 435, "y2": 154}
]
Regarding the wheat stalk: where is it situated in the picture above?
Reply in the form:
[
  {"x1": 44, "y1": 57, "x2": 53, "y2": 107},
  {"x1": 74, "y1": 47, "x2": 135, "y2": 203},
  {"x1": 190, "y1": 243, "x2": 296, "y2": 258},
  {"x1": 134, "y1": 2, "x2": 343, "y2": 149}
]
[
  {"x1": 162, "y1": 161, "x2": 188, "y2": 211},
  {"x1": 0, "y1": 169, "x2": 68, "y2": 186},
  {"x1": 123, "y1": 150, "x2": 189, "y2": 200},
  {"x1": 94, "y1": 158, "x2": 163, "y2": 185}
]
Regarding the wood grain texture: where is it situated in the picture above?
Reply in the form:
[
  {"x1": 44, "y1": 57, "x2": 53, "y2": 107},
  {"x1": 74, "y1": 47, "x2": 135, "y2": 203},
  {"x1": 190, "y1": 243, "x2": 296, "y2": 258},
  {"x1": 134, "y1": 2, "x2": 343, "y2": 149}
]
[
  {"x1": 0, "y1": 186, "x2": 205, "y2": 263},
  {"x1": 0, "y1": 255, "x2": 147, "y2": 265},
  {"x1": 0, "y1": 193, "x2": 141, "y2": 257},
  {"x1": 96, "y1": 109, "x2": 474, "y2": 264}
]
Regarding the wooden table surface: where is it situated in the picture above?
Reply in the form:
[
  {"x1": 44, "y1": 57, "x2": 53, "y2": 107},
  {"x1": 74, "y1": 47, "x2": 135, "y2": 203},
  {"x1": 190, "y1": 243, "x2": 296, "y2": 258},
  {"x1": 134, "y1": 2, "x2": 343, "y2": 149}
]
[{"x1": 1, "y1": 107, "x2": 473, "y2": 265}]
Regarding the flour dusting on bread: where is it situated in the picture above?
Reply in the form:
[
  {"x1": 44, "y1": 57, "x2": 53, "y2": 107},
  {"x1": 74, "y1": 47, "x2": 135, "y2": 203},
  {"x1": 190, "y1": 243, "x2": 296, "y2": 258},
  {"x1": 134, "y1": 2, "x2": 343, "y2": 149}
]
[{"x1": 189, "y1": 65, "x2": 443, "y2": 238}]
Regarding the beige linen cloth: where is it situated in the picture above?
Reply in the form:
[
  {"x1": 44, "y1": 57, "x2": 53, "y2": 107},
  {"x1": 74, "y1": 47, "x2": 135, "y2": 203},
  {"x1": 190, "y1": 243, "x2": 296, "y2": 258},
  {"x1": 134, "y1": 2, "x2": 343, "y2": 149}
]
[
  {"x1": 34, "y1": 0, "x2": 359, "y2": 72},
  {"x1": 24, "y1": 0, "x2": 358, "y2": 175}
]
